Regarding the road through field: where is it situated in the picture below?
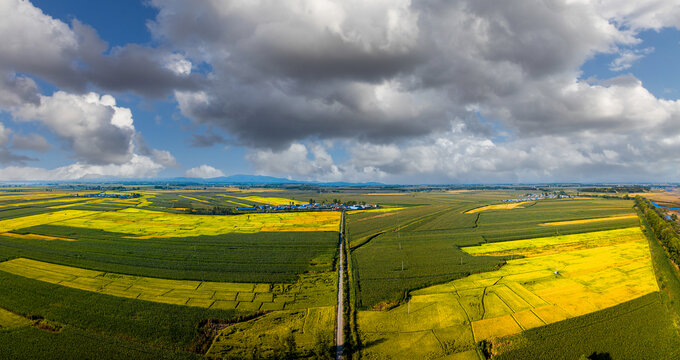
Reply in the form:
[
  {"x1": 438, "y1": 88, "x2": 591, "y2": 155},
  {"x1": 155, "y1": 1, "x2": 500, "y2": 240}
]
[{"x1": 336, "y1": 211, "x2": 345, "y2": 360}]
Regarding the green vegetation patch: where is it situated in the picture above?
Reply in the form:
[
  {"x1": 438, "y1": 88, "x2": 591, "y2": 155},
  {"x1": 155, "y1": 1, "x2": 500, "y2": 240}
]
[
  {"x1": 207, "y1": 307, "x2": 335, "y2": 359},
  {"x1": 1, "y1": 226, "x2": 338, "y2": 283},
  {"x1": 493, "y1": 292, "x2": 680, "y2": 360},
  {"x1": 0, "y1": 326, "x2": 199, "y2": 360},
  {"x1": 0, "y1": 269, "x2": 240, "y2": 350},
  {"x1": 350, "y1": 198, "x2": 638, "y2": 308}
]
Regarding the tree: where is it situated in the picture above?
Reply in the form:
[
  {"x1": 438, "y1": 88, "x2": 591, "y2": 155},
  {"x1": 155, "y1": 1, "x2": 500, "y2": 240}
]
[{"x1": 283, "y1": 333, "x2": 297, "y2": 359}]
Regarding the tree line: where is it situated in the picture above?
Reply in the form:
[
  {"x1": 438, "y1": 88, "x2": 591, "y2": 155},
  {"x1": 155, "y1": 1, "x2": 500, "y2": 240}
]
[{"x1": 636, "y1": 196, "x2": 680, "y2": 266}]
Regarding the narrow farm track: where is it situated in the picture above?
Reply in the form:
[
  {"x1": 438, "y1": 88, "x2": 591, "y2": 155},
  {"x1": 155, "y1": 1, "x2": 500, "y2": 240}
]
[{"x1": 336, "y1": 211, "x2": 345, "y2": 360}]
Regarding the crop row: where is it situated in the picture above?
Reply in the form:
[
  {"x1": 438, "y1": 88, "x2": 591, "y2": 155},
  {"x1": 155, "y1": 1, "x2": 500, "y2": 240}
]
[{"x1": 0, "y1": 227, "x2": 338, "y2": 283}]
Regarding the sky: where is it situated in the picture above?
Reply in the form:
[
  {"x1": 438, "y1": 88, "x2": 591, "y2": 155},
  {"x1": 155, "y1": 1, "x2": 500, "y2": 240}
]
[{"x1": 1, "y1": 1, "x2": 680, "y2": 184}]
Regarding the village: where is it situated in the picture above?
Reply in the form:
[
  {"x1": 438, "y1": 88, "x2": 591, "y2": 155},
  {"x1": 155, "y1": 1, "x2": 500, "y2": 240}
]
[{"x1": 236, "y1": 202, "x2": 378, "y2": 212}]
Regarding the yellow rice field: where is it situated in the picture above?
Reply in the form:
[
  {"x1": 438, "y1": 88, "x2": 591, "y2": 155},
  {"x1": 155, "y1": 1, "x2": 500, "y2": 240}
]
[
  {"x1": 0, "y1": 208, "x2": 340, "y2": 238},
  {"x1": 178, "y1": 195, "x2": 209, "y2": 203},
  {"x1": 0, "y1": 210, "x2": 98, "y2": 233},
  {"x1": 462, "y1": 227, "x2": 643, "y2": 257},
  {"x1": 206, "y1": 306, "x2": 335, "y2": 358},
  {"x1": 0, "y1": 258, "x2": 335, "y2": 311},
  {"x1": 232, "y1": 196, "x2": 306, "y2": 205},
  {"x1": 346, "y1": 207, "x2": 405, "y2": 215},
  {"x1": 357, "y1": 226, "x2": 657, "y2": 359},
  {"x1": 1, "y1": 232, "x2": 76, "y2": 242},
  {"x1": 223, "y1": 187, "x2": 279, "y2": 193},
  {"x1": 464, "y1": 201, "x2": 532, "y2": 214},
  {"x1": 540, "y1": 214, "x2": 637, "y2": 226},
  {"x1": 216, "y1": 195, "x2": 251, "y2": 206},
  {"x1": 0, "y1": 307, "x2": 31, "y2": 329}
]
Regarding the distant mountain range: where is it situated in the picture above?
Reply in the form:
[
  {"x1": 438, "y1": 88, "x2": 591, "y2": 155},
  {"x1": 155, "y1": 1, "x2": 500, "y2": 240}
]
[
  {"x1": 0, "y1": 174, "x2": 386, "y2": 186},
  {"x1": 163, "y1": 174, "x2": 386, "y2": 186}
]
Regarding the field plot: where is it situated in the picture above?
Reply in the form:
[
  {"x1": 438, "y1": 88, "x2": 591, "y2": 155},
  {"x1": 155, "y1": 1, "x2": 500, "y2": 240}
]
[
  {"x1": 0, "y1": 227, "x2": 338, "y2": 283},
  {"x1": 539, "y1": 214, "x2": 637, "y2": 226},
  {"x1": 462, "y1": 227, "x2": 642, "y2": 257},
  {"x1": 494, "y1": 293, "x2": 680, "y2": 360},
  {"x1": 0, "y1": 210, "x2": 97, "y2": 233},
  {"x1": 207, "y1": 307, "x2": 335, "y2": 359},
  {"x1": 232, "y1": 196, "x2": 307, "y2": 205},
  {"x1": 32, "y1": 209, "x2": 341, "y2": 238},
  {"x1": 357, "y1": 226, "x2": 658, "y2": 359},
  {"x1": 0, "y1": 307, "x2": 31, "y2": 329},
  {"x1": 464, "y1": 201, "x2": 532, "y2": 214},
  {"x1": 0, "y1": 258, "x2": 335, "y2": 311},
  {"x1": 0, "y1": 232, "x2": 75, "y2": 242}
]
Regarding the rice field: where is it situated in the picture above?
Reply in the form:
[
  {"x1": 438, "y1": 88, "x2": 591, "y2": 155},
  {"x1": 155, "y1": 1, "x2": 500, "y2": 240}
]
[
  {"x1": 540, "y1": 214, "x2": 637, "y2": 226},
  {"x1": 0, "y1": 258, "x2": 336, "y2": 311},
  {"x1": 206, "y1": 306, "x2": 335, "y2": 359},
  {"x1": 462, "y1": 227, "x2": 643, "y2": 257},
  {"x1": 346, "y1": 207, "x2": 404, "y2": 215},
  {"x1": 232, "y1": 196, "x2": 307, "y2": 205},
  {"x1": 0, "y1": 307, "x2": 31, "y2": 329},
  {"x1": 0, "y1": 232, "x2": 75, "y2": 242},
  {"x1": 0, "y1": 210, "x2": 98, "y2": 233},
  {"x1": 357, "y1": 226, "x2": 658, "y2": 359},
  {"x1": 464, "y1": 201, "x2": 532, "y2": 214},
  {"x1": 0, "y1": 208, "x2": 340, "y2": 238}
]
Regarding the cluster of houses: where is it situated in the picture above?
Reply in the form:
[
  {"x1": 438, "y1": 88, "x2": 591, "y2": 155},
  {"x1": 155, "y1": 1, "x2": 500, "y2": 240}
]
[
  {"x1": 78, "y1": 193, "x2": 140, "y2": 199},
  {"x1": 236, "y1": 203, "x2": 377, "y2": 212},
  {"x1": 503, "y1": 193, "x2": 572, "y2": 202}
]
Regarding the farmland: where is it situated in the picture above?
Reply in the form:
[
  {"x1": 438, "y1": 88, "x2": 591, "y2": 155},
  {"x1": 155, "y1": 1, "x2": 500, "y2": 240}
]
[
  {"x1": 346, "y1": 190, "x2": 680, "y2": 359},
  {"x1": 0, "y1": 186, "x2": 343, "y2": 359},
  {"x1": 355, "y1": 226, "x2": 659, "y2": 358},
  {"x1": 1, "y1": 185, "x2": 680, "y2": 359}
]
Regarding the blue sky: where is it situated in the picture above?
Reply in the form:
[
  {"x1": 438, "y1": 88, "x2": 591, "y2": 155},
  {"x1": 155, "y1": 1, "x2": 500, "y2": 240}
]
[{"x1": 1, "y1": 1, "x2": 680, "y2": 183}]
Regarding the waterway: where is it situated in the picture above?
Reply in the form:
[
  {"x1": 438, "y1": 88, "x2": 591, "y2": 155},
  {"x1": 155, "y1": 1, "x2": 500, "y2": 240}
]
[{"x1": 652, "y1": 202, "x2": 680, "y2": 211}]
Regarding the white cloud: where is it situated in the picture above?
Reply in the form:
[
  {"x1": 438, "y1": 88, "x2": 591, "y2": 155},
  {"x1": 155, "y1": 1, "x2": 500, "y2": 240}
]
[
  {"x1": 7, "y1": 0, "x2": 680, "y2": 182},
  {"x1": 0, "y1": 154, "x2": 164, "y2": 181},
  {"x1": 185, "y1": 164, "x2": 225, "y2": 178},
  {"x1": 246, "y1": 143, "x2": 342, "y2": 181},
  {"x1": 0, "y1": 0, "x2": 79, "y2": 87},
  {"x1": 11, "y1": 133, "x2": 50, "y2": 152},
  {"x1": 0, "y1": 122, "x2": 9, "y2": 147},
  {"x1": 163, "y1": 53, "x2": 192, "y2": 76},
  {"x1": 151, "y1": 149, "x2": 179, "y2": 168},
  {"x1": 609, "y1": 47, "x2": 654, "y2": 71}
]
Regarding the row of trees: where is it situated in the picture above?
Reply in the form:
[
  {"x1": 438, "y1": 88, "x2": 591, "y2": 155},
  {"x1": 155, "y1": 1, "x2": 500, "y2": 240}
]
[
  {"x1": 184, "y1": 206, "x2": 236, "y2": 215},
  {"x1": 636, "y1": 196, "x2": 680, "y2": 265}
]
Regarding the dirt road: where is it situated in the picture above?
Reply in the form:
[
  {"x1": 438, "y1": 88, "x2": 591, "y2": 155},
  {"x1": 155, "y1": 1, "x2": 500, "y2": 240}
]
[{"x1": 336, "y1": 211, "x2": 345, "y2": 360}]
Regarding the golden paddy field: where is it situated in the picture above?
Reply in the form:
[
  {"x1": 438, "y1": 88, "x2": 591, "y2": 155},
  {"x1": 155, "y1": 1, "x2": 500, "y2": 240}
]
[
  {"x1": 464, "y1": 201, "x2": 532, "y2": 214},
  {"x1": 206, "y1": 306, "x2": 335, "y2": 358},
  {"x1": 233, "y1": 196, "x2": 307, "y2": 205},
  {"x1": 357, "y1": 226, "x2": 657, "y2": 359},
  {"x1": 346, "y1": 207, "x2": 405, "y2": 215},
  {"x1": 540, "y1": 214, "x2": 637, "y2": 226},
  {"x1": 0, "y1": 307, "x2": 31, "y2": 329},
  {"x1": 0, "y1": 258, "x2": 335, "y2": 312},
  {"x1": 0, "y1": 209, "x2": 340, "y2": 238}
]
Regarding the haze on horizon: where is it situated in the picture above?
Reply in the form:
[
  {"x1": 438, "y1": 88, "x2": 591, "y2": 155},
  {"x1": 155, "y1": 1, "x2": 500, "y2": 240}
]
[{"x1": 1, "y1": 0, "x2": 680, "y2": 184}]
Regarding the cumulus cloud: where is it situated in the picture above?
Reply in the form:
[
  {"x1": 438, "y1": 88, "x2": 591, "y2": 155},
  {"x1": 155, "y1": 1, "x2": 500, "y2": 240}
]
[
  {"x1": 0, "y1": 154, "x2": 164, "y2": 181},
  {"x1": 0, "y1": 0, "x2": 201, "y2": 97},
  {"x1": 0, "y1": 73, "x2": 40, "y2": 108},
  {"x1": 11, "y1": 133, "x2": 50, "y2": 152},
  {"x1": 190, "y1": 132, "x2": 228, "y2": 147},
  {"x1": 609, "y1": 47, "x2": 654, "y2": 71},
  {"x1": 0, "y1": 89, "x2": 177, "y2": 180},
  {"x1": 247, "y1": 143, "x2": 341, "y2": 181},
  {"x1": 12, "y1": 92, "x2": 138, "y2": 164},
  {"x1": 6, "y1": 0, "x2": 680, "y2": 182},
  {"x1": 0, "y1": 122, "x2": 37, "y2": 165},
  {"x1": 149, "y1": 0, "x2": 648, "y2": 150},
  {"x1": 185, "y1": 165, "x2": 225, "y2": 178}
]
